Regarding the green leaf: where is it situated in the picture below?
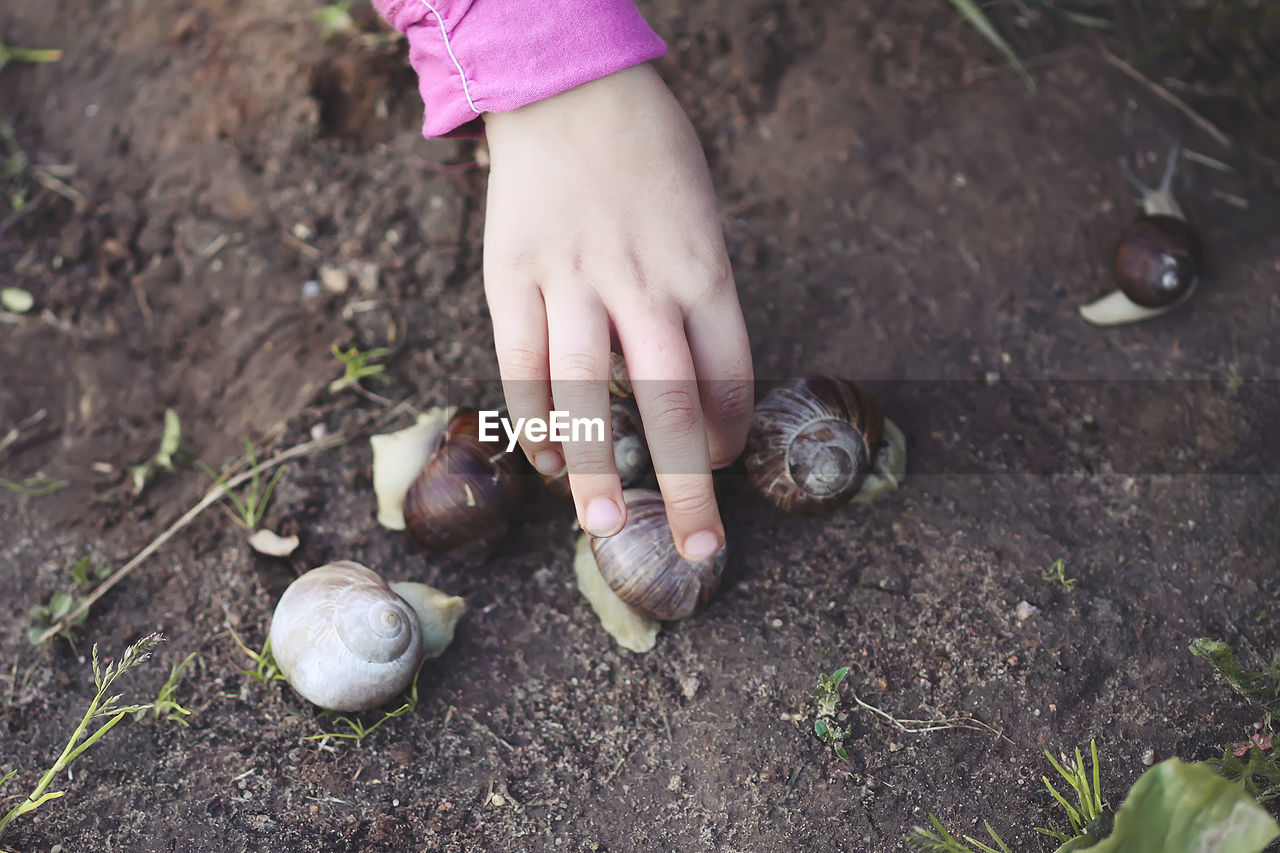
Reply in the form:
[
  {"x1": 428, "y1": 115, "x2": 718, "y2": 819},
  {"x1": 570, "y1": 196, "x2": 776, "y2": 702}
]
[
  {"x1": 814, "y1": 719, "x2": 830, "y2": 740},
  {"x1": 48, "y1": 591, "x2": 75, "y2": 620},
  {"x1": 1084, "y1": 758, "x2": 1279, "y2": 853},
  {"x1": 155, "y1": 408, "x2": 181, "y2": 471}
]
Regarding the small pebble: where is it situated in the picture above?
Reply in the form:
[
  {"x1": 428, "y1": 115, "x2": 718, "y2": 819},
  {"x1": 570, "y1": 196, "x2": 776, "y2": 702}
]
[
  {"x1": 1141, "y1": 747, "x2": 1155, "y2": 766},
  {"x1": 310, "y1": 423, "x2": 328, "y2": 441},
  {"x1": 1014, "y1": 600, "x2": 1041, "y2": 621},
  {"x1": 490, "y1": 793, "x2": 504, "y2": 807},
  {"x1": 301, "y1": 280, "x2": 321, "y2": 300}
]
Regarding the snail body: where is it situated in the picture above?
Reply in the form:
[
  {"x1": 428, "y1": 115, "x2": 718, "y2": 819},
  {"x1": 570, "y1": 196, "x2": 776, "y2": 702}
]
[
  {"x1": 268, "y1": 561, "x2": 465, "y2": 711},
  {"x1": 1080, "y1": 140, "x2": 1203, "y2": 326},
  {"x1": 371, "y1": 407, "x2": 525, "y2": 553},
  {"x1": 743, "y1": 377, "x2": 906, "y2": 515}
]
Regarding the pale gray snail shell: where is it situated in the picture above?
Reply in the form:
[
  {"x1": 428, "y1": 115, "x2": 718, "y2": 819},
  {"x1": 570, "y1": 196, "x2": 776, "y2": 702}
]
[
  {"x1": 589, "y1": 489, "x2": 726, "y2": 620},
  {"x1": 268, "y1": 561, "x2": 465, "y2": 712}
]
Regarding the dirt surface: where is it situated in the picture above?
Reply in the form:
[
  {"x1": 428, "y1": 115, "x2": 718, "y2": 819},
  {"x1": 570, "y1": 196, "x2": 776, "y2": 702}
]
[{"x1": 2, "y1": 1, "x2": 1279, "y2": 851}]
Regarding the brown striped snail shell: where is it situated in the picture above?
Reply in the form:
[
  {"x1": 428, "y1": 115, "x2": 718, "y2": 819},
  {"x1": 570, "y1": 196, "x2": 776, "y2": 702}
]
[
  {"x1": 1080, "y1": 139, "x2": 1203, "y2": 326},
  {"x1": 743, "y1": 377, "x2": 906, "y2": 515},
  {"x1": 401, "y1": 409, "x2": 525, "y2": 552},
  {"x1": 542, "y1": 399, "x2": 651, "y2": 497},
  {"x1": 589, "y1": 489, "x2": 726, "y2": 620}
]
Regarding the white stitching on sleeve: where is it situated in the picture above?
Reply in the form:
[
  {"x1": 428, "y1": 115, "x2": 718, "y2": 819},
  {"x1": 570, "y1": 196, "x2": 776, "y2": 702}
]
[{"x1": 418, "y1": 0, "x2": 481, "y2": 115}]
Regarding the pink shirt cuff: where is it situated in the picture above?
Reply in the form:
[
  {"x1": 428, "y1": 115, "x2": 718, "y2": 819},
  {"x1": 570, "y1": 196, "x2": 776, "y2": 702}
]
[{"x1": 371, "y1": 0, "x2": 668, "y2": 138}]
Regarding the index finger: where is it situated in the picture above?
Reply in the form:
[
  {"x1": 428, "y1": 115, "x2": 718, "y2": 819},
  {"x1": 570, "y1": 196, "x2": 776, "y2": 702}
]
[{"x1": 616, "y1": 304, "x2": 724, "y2": 563}]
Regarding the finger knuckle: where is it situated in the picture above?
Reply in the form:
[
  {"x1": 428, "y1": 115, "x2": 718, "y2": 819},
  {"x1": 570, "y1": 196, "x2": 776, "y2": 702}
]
[
  {"x1": 663, "y1": 486, "x2": 717, "y2": 519},
  {"x1": 711, "y1": 381, "x2": 755, "y2": 424},
  {"x1": 555, "y1": 352, "x2": 604, "y2": 383},
  {"x1": 499, "y1": 345, "x2": 547, "y2": 381},
  {"x1": 650, "y1": 388, "x2": 701, "y2": 436},
  {"x1": 684, "y1": 250, "x2": 734, "y2": 305}
]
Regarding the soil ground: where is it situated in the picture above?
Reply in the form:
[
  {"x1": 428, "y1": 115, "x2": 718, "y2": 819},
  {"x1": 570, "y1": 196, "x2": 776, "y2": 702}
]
[{"x1": 2, "y1": 1, "x2": 1279, "y2": 851}]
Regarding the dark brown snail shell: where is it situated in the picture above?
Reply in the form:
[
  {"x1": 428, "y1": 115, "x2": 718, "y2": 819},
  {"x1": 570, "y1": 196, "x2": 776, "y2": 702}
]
[
  {"x1": 590, "y1": 489, "x2": 726, "y2": 620},
  {"x1": 743, "y1": 377, "x2": 884, "y2": 515},
  {"x1": 402, "y1": 409, "x2": 525, "y2": 552},
  {"x1": 542, "y1": 399, "x2": 651, "y2": 497},
  {"x1": 1114, "y1": 214, "x2": 1202, "y2": 308}
]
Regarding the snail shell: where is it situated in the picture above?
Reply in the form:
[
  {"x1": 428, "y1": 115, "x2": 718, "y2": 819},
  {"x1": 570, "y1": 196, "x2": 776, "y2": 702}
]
[
  {"x1": 543, "y1": 399, "x2": 651, "y2": 497},
  {"x1": 1113, "y1": 215, "x2": 1201, "y2": 308},
  {"x1": 1080, "y1": 140, "x2": 1202, "y2": 326},
  {"x1": 372, "y1": 407, "x2": 525, "y2": 553},
  {"x1": 608, "y1": 352, "x2": 633, "y2": 398},
  {"x1": 268, "y1": 561, "x2": 465, "y2": 711},
  {"x1": 743, "y1": 377, "x2": 906, "y2": 515},
  {"x1": 589, "y1": 489, "x2": 726, "y2": 620}
]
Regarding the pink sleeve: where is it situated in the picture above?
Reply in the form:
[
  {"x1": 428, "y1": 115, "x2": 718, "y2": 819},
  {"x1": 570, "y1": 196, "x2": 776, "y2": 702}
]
[{"x1": 370, "y1": 0, "x2": 668, "y2": 138}]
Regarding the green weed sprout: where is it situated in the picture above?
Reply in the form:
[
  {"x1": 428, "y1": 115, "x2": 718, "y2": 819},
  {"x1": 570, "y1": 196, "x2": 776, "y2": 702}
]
[
  {"x1": 812, "y1": 666, "x2": 852, "y2": 762},
  {"x1": 227, "y1": 626, "x2": 285, "y2": 683},
  {"x1": 907, "y1": 815, "x2": 1011, "y2": 853},
  {"x1": 945, "y1": 0, "x2": 1033, "y2": 91},
  {"x1": 329, "y1": 344, "x2": 389, "y2": 394},
  {"x1": 909, "y1": 740, "x2": 1107, "y2": 852},
  {"x1": 196, "y1": 439, "x2": 286, "y2": 532},
  {"x1": 1036, "y1": 741, "x2": 1108, "y2": 844},
  {"x1": 131, "y1": 408, "x2": 182, "y2": 494},
  {"x1": 0, "y1": 42, "x2": 62, "y2": 73},
  {"x1": 139, "y1": 651, "x2": 198, "y2": 726},
  {"x1": 0, "y1": 633, "x2": 162, "y2": 840},
  {"x1": 1041, "y1": 558, "x2": 1079, "y2": 592}
]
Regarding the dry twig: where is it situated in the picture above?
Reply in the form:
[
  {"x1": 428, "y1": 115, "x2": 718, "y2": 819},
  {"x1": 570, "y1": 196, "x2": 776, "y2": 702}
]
[{"x1": 1098, "y1": 47, "x2": 1232, "y2": 150}]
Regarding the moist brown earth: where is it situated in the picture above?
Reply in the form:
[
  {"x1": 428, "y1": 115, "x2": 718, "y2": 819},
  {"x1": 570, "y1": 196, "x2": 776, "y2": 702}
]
[{"x1": 2, "y1": 1, "x2": 1279, "y2": 851}]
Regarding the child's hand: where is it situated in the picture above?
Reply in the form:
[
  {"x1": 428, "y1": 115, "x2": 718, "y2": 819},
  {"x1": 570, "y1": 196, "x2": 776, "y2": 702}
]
[{"x1": 482, "y1": 63, "x2": 753, "y2": 562}]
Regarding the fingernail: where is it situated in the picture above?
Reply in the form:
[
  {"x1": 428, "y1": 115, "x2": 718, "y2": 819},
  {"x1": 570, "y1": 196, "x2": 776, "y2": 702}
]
[
  {"x1": 584, "y1": 498, "x2": 622, "y2": 536},
  {"x1": 683, "y1": 530, "x2": 722, "y2": 562},
  {"x1": 533, "y1": 450, "x2": 564, "y2": 475}
]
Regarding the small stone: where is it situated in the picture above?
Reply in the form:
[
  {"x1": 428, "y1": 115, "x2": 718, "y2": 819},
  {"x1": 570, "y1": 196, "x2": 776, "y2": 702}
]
[
  {"x1": 984, "y1": 370, "x2": 1001, "y2": 386},
  {"x1": 292, "y1": 222, "x2": 314, "y2": 241},
  {"x1": 1141, "y1": 747, "x2": 1155, "y2": 766},
  {"x1": 310, "y1": 423, "x2": 329, "y2": 441},
  {"x1": 320, "y1": 265, "x2": 349, "y2": 293},
  {"x1": 350, "y1": 260, "x2": 379, "y2": 293},
  {"x1": 1014, "y1": 600, "x2": 1040, "y2": 621},
  {"x1": 301, "y1": 280, "x2": 321, "y2": 300},
  {"x1": 679, "y1": 674, "x2": 700, "y2": 700},
  {"x1": 490, "y1": 793, "x2": 504, "y2": 807}
]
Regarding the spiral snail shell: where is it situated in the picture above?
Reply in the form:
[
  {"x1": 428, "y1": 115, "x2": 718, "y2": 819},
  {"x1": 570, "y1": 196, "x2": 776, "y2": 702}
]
[
  {"x1": 371, "y1": 407, "x2": 525, "y2": 553},
  {"x1": 268, "y1": 561, "x2": 465, "y2": 711},
  {"x1": 743, "y1": 377, "x2": 906, "y2": 514},
  {"x1": 1080, "y1": 139, "x2": 1203, "y2": 326}
]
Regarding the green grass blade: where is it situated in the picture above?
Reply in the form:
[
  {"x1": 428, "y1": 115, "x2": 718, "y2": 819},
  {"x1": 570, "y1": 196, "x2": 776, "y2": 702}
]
[{"x1": 946, "y1": 0, "x2": 1035, "y2": 91}]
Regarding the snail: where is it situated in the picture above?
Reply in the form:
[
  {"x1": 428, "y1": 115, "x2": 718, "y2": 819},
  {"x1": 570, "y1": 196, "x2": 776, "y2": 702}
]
[
  {"x1": 268, "y1": 561, "x2": 465, "y2": 711},
  {"x1": 371, "y1": 407, "x2": 525, "y2": 553},
  {"x1": 1079, "y1": 139, "x2": 1203, "y2": 326},
  {"x1": 743, "y1": 377, "x2": 906, "y2": 514},
  {"x1": 608, "y1": 351, "x2": 632, "y2": 398},
  {"x1": 573, "y1": 489, "x2": 727, "y2": 651},
  {"x1": 542, "y1": 399, "x2": 651, "y2": 497}
]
